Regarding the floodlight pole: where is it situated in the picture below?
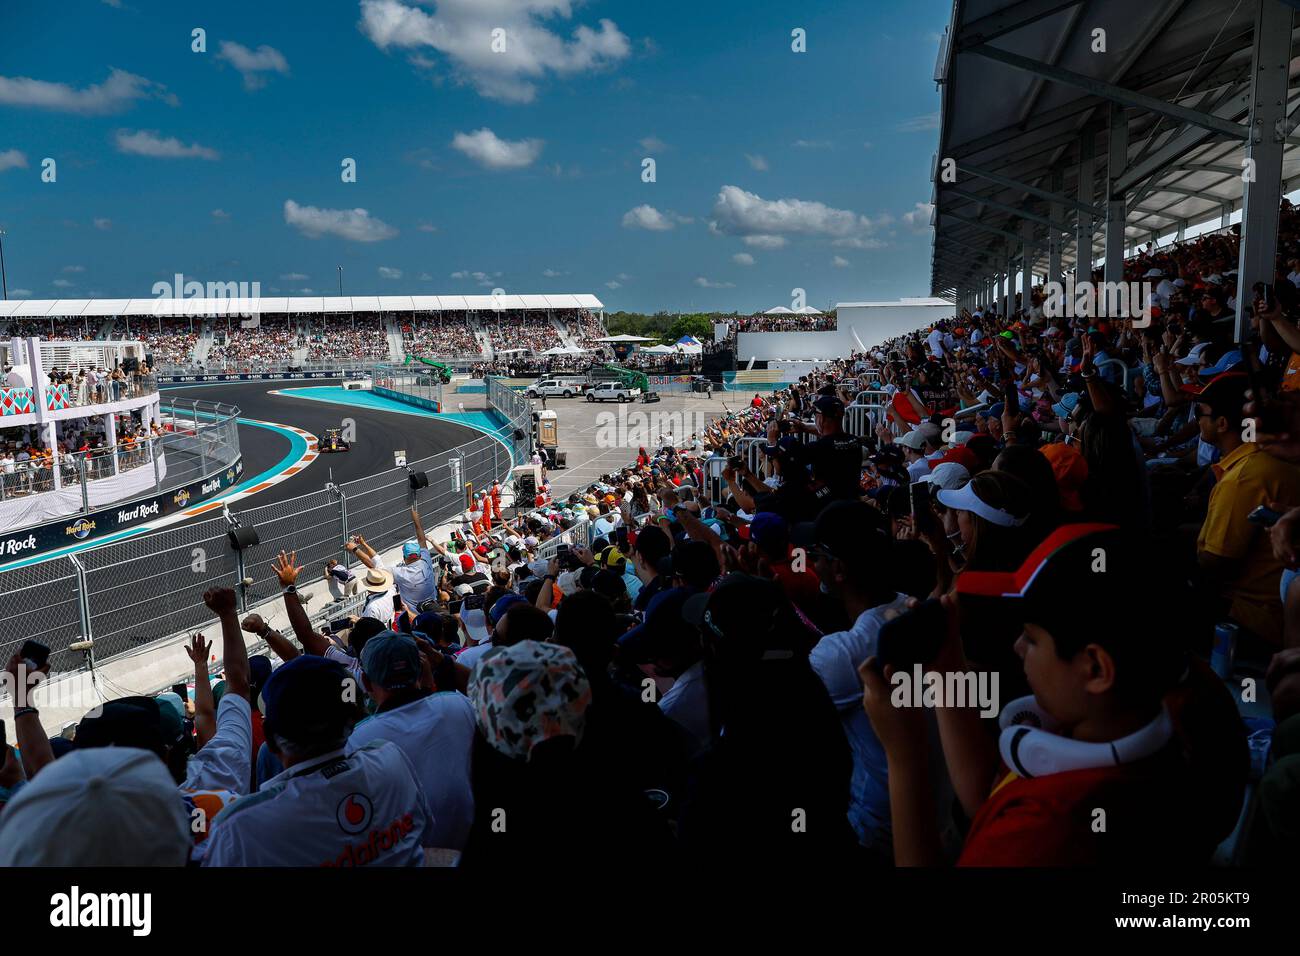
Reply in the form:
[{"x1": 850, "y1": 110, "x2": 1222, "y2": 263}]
[{"x1": 0, "y1": 229, "x2": 8, "y2": 300}]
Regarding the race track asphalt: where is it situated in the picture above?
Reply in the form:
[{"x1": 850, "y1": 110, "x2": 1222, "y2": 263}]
[{"x1": 163, "y1": 380, "x2": 486, "y2": 507}]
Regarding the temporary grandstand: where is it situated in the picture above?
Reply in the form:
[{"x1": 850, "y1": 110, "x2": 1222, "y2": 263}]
[
  {"x1": 930, "y1": 0, "x2": 1297, "y2": 341},
  {"x1": 0, "y1": 293, "x2": 605, "y2": 324}
]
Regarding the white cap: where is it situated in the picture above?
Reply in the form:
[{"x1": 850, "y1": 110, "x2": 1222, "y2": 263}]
[
  {"x1": 1143, "y1": 267, "x2": 1163, "y2": 278},
  {"x1": 0, "y1": 748, "x2": 190, "y2": 866},
  {"x1": 920, "y1": 461, "x2": 971, "y2": 490},
  {"x1": 1175, "y1": 341, "x2": 1210, "y2": 366}
]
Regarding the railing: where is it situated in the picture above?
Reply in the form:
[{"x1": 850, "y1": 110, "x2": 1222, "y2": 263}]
[
  {"x1": 0, "y1": 398, "x2": 239, "y2": 514},
  {"x1": 0, "y1": 373, "x2": 530, "y2": 673}
]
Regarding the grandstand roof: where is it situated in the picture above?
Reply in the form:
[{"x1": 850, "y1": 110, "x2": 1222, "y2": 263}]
[
  {"x1": 0, "y1": 293, "x2": 605, "y2": 319},
  {"x1": 930, "y1": 0, "x2": 1300, "y2": 296}
]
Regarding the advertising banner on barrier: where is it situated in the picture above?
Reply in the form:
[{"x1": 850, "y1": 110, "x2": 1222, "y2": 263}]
[
  {"x1": 163, "y1": 369, "x2": 370, "y2": 384},
  {"x1": 0, "y1": 457, "x2": 244, "y2": 563}
]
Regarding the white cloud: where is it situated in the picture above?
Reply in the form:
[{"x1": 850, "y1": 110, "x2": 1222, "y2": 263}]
[
  {"x1": 279, "y1": 272, "x2": 309, "y2": 281},
  {"x1": 10, "y1": 288, "x2": 33, "y2": 297},
  {"x1": 831, "y1": 255, "x2": 850, "y2": 268},
  {"x1": 93, "y1": 218, "x2": 112, "y2": 231},
  {"x1": 216, "y1": 41, "x2": 290, "y2": 90},
  {"x1": 62, "y1": 265, "x2": 85, "y2": 273},
  {"x1": 711, "y1": 185, "x2": 881, "y2": 243},
  {"x1": 832, "y1": 236, "x2": 888, "y2": 250},
  {"x1": 694, "y1": 277, "x2": 735, "y2": 289},
  {"x1": 211, "y1": 208, "x2": 231, "y2": 220},
  {"x1": 640, "y1": 136, "x2": 667, "y2": 153},
  {"x1": 898, "y1": 112, "x2": 940, "y2": 132},
  {"x1": 417, "y1": 222, "x2": 438, "y2": 232},
  {"x1": 617, "y1": 272, "x2": 631, "y2": 281},
  {"x1": 542, "y1": 268, "x2": 564, "y2": 278},
  {"x1": 732, "y1": 253, "x2": 755, "y2": 266},
  {"x1": 358, "y1": 0, "x2": 630, "y2": 103},
  {"x1": 0, "y1": 149, "x2": 28, "y2": 173},
  {"x1": 792, "y1": 139, "x2": 832, "y2": 149},
  {"x1": 450, "y1": 128, "x2": 543, "y2": 170},
  {"x1": 115, "y1": 129, "x2": 219, "y2": 160},
  {"x1": 283, "y1": 199, "x2": 398, "y2": 242},
  {"x1": 378, "y1": 266, "x2": 403, "y2": 279},
  {"x1": 451, "y1": 270, "x2": 495, "y2": 286},
  {"x1": 605, "y1": 280, "x2": 621, "y2": 289},
  {"x1": 622, "y1": 204, "x2": 691, "y2": 231},
  {"x1": 901, "y1": 201, "x2": 935, "y2": 232},
  {"x1": 52, "y1": 278, "x2": 73, "y2": 288},
  {"x1": 0, "y1": 68, "x2": 176, "y2": 114},
  {"x1": 418, "y1": 272, "x2": 433, "y2": 281},
  {"x1": 742, "y1": 234, "x2": 786, "y2": 249},
  {"x1": 744, "y1": 153, "x2": 768, "y2": 171}
]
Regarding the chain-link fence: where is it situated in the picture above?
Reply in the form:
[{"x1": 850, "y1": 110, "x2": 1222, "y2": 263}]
[{"x1": 0, "y1": 380, "x2": 528, "y2": 673}]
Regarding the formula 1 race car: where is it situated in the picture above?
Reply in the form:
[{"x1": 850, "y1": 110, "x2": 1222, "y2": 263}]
[{"x1": 318, "y1": 427, "x2": 351, "y2": 453}]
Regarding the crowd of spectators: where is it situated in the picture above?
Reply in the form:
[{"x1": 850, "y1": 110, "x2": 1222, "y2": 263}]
[
  {"x1": 484, "y1": 312, "x2": 563, "y2": 355},
  {"x1": 10, "y1": 212, "x2": 1300, "y2": 868},
  {"x1": 4, "y1": 317, "x2": 100, "y2": 342},
  {"x1": 401, "y1": 316, "x2": 482, "y2": 359},
  {"x1": 725, "y1": 313, "x2": 838, "y2": 335},
  {"x1": 111, "y1": 318, "x2": 201, "y2": 366},
  {"x1": 1, "y1": 411, "x2": 160, "y2": 497}
]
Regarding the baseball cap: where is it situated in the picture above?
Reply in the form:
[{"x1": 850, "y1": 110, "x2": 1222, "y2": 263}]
[
  {"x1": 402, "y1": 540, "x2": 423, "y2": 559},
  {"x1": 467, "y1": 640, "x2": 592, "y2": 762},
  {"x1": 0, "y1": 748, "x2": 191, "y2": 866},
  {"x1": 920, "y1": 461, "x2": 971, "y2": 490},
  {"x1": 360, "y1": 630, "x2": 421, "y2": 690},
  {"x1": 489, "y1": 591, "x2": 528, "y2": 626},
  {"x1": 598, "y1": 545, "x2": 628, "y2": 571},
  {"x1": 458, "y1": 553, "x2": 476, "y2": 573},
  {"x1": 791, "y1": 499, "x2": 888, "y2": 562},
  {"x1": 1051, "y1": 392, "x2": 1081, "y2": 420},
  {"x1": 748, "y1": 511, "x2": 789, "y2": 549},
  {"x1": 1039, "y1": 442, "x2": 1089, "y2": 511},
  {"x1": 1175, "y1": 341, "x2": 1210, "y2": 367},
  {"x1": 814, "y1": 395, "x2": 845, "y2": 416},
  {"x1": 930, "y1": 445, "x2": 980, "y2": 473},
  {"x1": 682, "y1": 573, "x2": 802, "y2": 661},
  {"x1": 1198, "y1": 349, "x2": 1243, "y2": 378},
  {"x1": 76, "y1": 696, "x2": 182, "y2": 756},
  {"x1": 259, "y1": 655, "x2": 355, "y2": 744}
]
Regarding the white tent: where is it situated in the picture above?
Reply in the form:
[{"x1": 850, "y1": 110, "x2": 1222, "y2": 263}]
[
  {"x1": 595, "y1": 333, "x2": 656, "y2": 342},
  {"x1": 764, "y1": 306, "x2": 794, "y2": 315},
  {"x1": 639, "y1": 344, "x2": 678, "y2": 354},
  {"x1": 540, "y1": 345, "x2": 589, "y2": 355},
  {"x1": 795, "y1": 306, "x2": 823, "y2": 315}
]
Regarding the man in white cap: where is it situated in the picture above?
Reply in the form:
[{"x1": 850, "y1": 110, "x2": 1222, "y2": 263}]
[{"x1": 0, "y1": 748, "x2": 192, "y2": 866}]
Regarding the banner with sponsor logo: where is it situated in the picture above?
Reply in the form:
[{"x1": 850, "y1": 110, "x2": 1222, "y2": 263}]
[
  {"x1": 162, "y1": 369, "x2": 369, "y2": 384},
  {"x1": 0, "y1": 457, "x2": 244, "y2": 563}
]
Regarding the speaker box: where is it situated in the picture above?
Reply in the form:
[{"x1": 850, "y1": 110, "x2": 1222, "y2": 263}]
[
  {"x1": 554, "y1": 450, "x2": 567, "y2": 468},
  {"x1": 228, "y1": 525, "x2": 260, "y2": 550},
  {"x1": 122, "y1": 356, "x2": 140, "y2": 373},
  {"x1": 516, "y1": 472, "x2": 537, "y2": 500},
  {"x1": 408, "y1": 471, "x2": 429, "y2": 490}
]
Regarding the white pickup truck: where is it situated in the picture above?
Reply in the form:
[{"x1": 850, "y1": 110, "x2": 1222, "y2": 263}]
[
  {"x1": 585, "y1": 381, "x2": 641, "y2": 403},
  {"x1": 525, "y1": 379, "x2": 584, "y2": 398}
]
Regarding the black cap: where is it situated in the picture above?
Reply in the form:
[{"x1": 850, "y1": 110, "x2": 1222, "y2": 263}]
[
  {"x1": 683, "y1": 573, "x2": 803, "y2": 660},
  {"x1": 791, "y1": 500, "x2": 888, "y2": 562},
  {"x1": 813, "y1": 395, "x2": 845, "y2": 416}
]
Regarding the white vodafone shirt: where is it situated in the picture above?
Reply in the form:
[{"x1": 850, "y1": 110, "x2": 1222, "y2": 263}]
[
  {"x1": 349, "y1": 692, "x2": 476, "y2": 851},
  {"x1": 202, "y1": 740, "x2": 433, "y2": 867}
]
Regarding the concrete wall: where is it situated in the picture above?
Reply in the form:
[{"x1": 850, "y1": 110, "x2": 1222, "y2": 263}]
[{"x1": 736, "y1": 301, "x2": 954, "y2": 361}]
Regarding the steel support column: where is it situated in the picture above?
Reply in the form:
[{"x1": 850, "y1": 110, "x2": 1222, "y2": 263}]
[
  {"x1": 1104, "y1": 103, "x2": 1129, "y2": 287},
  {"x1": 1235, "y1": 0, "x2": 1294, "y2": 342},
  {"x1": 1077, "y1": 131, "x2": 1094, "y2": 279},
  {"x1": 1048, "y1": 169, "x2": 1063, "y2": 287}
]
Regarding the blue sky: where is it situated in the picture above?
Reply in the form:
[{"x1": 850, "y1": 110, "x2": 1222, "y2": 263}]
[{"x1": 0, "y1": 0, "x2": 948, "y2": 313}]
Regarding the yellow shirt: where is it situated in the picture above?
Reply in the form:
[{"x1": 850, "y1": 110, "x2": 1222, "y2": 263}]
[{"x1": 1197, "y1": 442, "x2": 1300, "y2": 643}]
